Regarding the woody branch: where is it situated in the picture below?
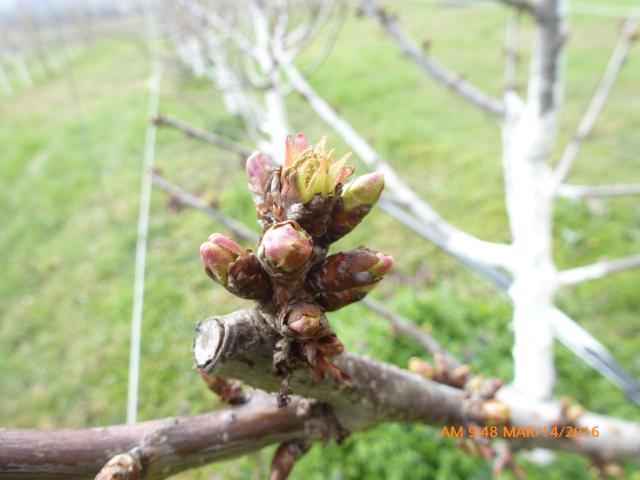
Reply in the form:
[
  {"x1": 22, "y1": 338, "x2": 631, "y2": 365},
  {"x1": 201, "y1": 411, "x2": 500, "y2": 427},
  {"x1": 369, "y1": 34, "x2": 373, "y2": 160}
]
[
  {"x1": 194, "y1": 307, "x2": 640, "y2": 460},
  {"x1": 0, "y1": 393, "x2": 338, "y2": 480}
]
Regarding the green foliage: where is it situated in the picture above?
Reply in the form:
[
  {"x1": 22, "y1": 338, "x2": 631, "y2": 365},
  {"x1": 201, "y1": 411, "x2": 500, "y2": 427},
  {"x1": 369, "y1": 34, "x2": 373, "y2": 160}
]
[{"x1": 1, "y1": 3, "x2": 639, "y2": 479}]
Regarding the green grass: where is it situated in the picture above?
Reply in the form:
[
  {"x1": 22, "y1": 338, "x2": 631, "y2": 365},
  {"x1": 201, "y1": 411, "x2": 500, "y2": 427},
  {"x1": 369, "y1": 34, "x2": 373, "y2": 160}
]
[{"x1": 1, "y1": 3, "x2": 640, "y2": 479}]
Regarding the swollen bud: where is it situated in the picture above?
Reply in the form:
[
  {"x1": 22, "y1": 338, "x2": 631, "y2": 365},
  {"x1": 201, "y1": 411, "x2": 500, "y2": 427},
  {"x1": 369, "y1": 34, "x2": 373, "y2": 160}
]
[
  {"x1": 226, "y1": 253, "x2": 272, "y2": 301},
  {"x1": 342, "y1": 172, "x2": 385, "y2": 210},
  {"x1": 315, "y1": 284, "x2": 376, "y2": 312},
  {"x1": 258, "y1": 221, "x2": 313, "y2": 278},
  {"x1": 324, "y1": 172, "x2": 384, "y2": 243},
  {"x1": 279, "y1": 300, "x2": 329, "y2": 340},
  {"x1": 284, "y1": 133, "x2": 311, "y2": 167},
  {"x1": 200, "y1": 233, "x2": 243, "y2": 286},
  {"x1": 309, "y1": 248, "x2": 394, "y2": 293}
]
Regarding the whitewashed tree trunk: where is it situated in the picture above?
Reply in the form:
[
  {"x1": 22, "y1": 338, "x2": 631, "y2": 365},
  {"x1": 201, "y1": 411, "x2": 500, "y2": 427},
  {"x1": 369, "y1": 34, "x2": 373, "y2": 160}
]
[
  {"x1": 250, "y1": 2, "x2": 291, "y2": 163},
  {"x1": 502, "y1": 0, "x2": 566, "y2": 400}
]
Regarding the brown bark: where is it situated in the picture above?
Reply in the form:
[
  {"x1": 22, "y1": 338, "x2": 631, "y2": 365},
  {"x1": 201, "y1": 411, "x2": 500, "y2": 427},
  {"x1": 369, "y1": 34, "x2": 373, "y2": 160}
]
[
  {"x1": 195, "y1": 307, "x2": 640, "y2": 460},
  {"x1": 0, "y1": 393, "x2": 330, "y2": 480}
]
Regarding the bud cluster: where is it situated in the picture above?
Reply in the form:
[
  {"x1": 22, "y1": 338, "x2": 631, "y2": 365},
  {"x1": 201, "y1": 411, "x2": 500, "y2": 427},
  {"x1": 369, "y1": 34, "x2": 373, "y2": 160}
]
[{"x1": 200, "y1": 135, "x2": 392, "y2": 379}]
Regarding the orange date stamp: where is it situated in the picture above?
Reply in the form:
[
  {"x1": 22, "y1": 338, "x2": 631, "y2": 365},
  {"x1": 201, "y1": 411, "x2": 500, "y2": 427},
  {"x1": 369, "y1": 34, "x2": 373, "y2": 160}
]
[{"x1": 440, "y1": 425, "x2": 600, "y2": 440}]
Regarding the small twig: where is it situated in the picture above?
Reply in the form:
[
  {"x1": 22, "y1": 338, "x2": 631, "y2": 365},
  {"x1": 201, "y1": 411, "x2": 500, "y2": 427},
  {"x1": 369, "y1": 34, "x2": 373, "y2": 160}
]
[
  {"x1": 199, "y1": 373, "x2": 248, "y2": 405},
  {"x1": 153, "y1": 114, "x2": 253, "y2": 158},
  {"x1": 557, "y1": 254, "x2": 640, "y2": 287},
  {"x1": 551, "y1": 14, "x2": 639, "y2": 190},
  {"x1": 285, "y1": 0, "x2": 339, "y2": 53},
  {"x1": 269, "y1": 441, "x2": 310, "y2": 480},
  {"x1": 0, "y1": 393, "x2": 336, "y2": 479},
  {"x1": 179, "y1": 0, "x2": 260, "y2": 59},
  {"x1": 151, "y1": 170, "x2": 258, "y2": 242},
  {"x1": 295, "y1": 0, "x2": 347, "y2": 81},
  {"x1": 362, "y1": 297, "x2": 460, "y2": 368},
  {"x1": 359, "y1": 0, "x2": 505, "y2": 117},
  {"x1": 557, "y1": 183, "x2": 640, "y2": 198}
]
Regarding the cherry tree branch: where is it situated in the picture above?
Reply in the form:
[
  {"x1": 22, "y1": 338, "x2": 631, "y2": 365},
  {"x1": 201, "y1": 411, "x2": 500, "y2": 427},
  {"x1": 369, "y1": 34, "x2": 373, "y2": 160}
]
[
  {"x1": 286, "y1": 0, "x2": 340, "y2": 52},
  {"x1": 194, "y1": 308, "x2": 640, "y2": 460},
  {"x1": 151, "y1": 171, "x2": 258, "y2": 241},
  {"x1": 0, "y1": 393, "x2": 336, "y2": 480},
  {"x1": 558, "y1": 254, "x2": 640, "y2": 287},
  {"x1": 551, "y1": 15, "x2": 639, "y2": 190},
  {"x1": 178, "y1": 0, "x2": 260, "y2": 59},
  {"x1": 153, "y1": 114, "x2": 253, "y2": 158},
  {"x1": 359, "y1": 0, "x2": 505, "y2": 117},
  {"x1": 361, "y1": 297, "x2": 460, "y2": 368},
  {"x1": 557, "y1": 183, "x2": 640, "y2": 198}
]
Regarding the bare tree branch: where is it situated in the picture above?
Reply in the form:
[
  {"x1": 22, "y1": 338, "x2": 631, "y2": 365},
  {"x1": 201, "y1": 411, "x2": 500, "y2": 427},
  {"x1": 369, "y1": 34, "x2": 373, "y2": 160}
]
[
  {"x1": 153, "y1": 114, "x2": 253, "y2": 158},
  {"x1": 286, "y1": 0, "x2": 339, "y2": 52},
  {"x1": 558, "y1": 254, "x2": 640, "y2": 287},
  {"x1": 359, "y1": 0, "x2": 505, "y2": 117},
  {"x1": 178, "y1": 0, "x2": 260, "y2": 59},
  {"x1": 557, "y1": 183, "x2": 640, "y2": 198},
  {"x1": 551, "y1": 15, "x2": 639, "y2": 190},
  {"x1": 194, "y1": 308, "x2": 640, "y2": 459},
  {"x1": 361, "y1": 297, "x2": 460, "y2": 368},
  {"x1": 151, "y1": 170, "x2": 258, "y2": 242},
  {"x1": 0, "y1": 393, "x2": 336, "y2": 480}
]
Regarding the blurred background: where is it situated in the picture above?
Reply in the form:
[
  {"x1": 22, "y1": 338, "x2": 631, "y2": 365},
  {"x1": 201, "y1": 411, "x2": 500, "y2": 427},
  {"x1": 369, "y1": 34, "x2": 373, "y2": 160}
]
[{"x1": 1, "y1": 0, "x2": 639, "y2": 478}]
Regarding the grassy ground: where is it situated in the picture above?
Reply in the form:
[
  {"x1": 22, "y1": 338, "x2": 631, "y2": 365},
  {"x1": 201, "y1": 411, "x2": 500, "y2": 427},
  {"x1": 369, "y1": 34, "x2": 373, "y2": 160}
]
[{"x1": 1, "y1": 2, "x2": 639, "y2": 479}]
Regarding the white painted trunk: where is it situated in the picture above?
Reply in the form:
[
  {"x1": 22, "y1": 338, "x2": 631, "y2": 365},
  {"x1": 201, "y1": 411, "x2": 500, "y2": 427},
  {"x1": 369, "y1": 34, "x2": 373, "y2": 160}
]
[
  {"x1": 251, "y1": 3, "x2": 291, "y2": 164},
  {"x1": 502, "y1": 0, "x2": 566, "y2": 400},
  {"x1": 503, "y1": 100, "x2": 558, "y2": 399},
  {"x1": 259, "y1": 86, "x2": 290, "y2": 164}
]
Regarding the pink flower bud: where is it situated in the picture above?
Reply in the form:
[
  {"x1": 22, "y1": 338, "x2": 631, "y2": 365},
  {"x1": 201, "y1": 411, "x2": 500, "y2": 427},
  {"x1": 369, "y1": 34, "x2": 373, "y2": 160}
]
[
  {"x1": 200, "y1": 233, "x2": 244, "y2": 286},
  {"x1": 284, "y1": 134, "x2": 311, "y2": 167},
  {"x1": 258, "y1": 221, "x2": 313, "y2": 277},
  {"x1": 370, "y1": 251, "x2": 394, "y2": 277}
]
